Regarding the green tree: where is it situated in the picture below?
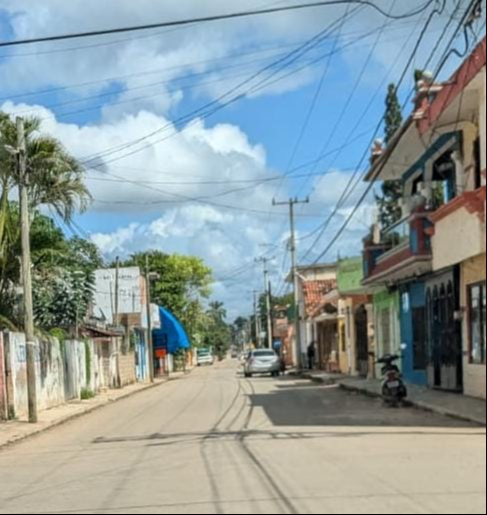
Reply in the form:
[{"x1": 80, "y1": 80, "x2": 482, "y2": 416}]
[
  {"x1": 206, "y1": 301, "x2": 230, "y2": 360},
  {"x1": 121, "y1": 251, "x2": 213, "y2": 339},
  {"x1": 376, "y1": 84, "x2": 404, "y2": 228},
  {"x1": 0, "y1": 113, "x2": 92, "y2": 328},
  {"x1": 0, "y1": 206, "x2": 102, "y2": 331},
  {"x1": 0, "y1": 114, "x2": 90, "y2": 222}
]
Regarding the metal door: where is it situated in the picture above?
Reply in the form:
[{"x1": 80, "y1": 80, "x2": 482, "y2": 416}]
[{"x1": 355, "y1": 305, "x2": 369, "y2": 377}]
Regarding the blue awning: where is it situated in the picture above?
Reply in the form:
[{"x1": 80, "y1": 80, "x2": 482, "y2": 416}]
[{"x1": 153, "y1": 307, "x2": 190, "y2": 354}]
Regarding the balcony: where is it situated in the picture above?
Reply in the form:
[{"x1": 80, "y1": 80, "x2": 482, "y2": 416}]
[
  {"x1": 429, "y1": 186, "x2": 486, "y2": 271},
  {"x1": 363, "y1": 209, "x2": 433, "y2": 286}
]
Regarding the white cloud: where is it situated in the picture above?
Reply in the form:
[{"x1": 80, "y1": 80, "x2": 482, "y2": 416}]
[
  {"x1": 0, "y1": 0, "x2": 450, "y2": 119},
  {"x1": 1, "y1": 99, "x2": 375, "y2": 317}
]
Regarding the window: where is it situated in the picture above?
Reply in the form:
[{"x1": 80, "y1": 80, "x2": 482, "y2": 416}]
[{"x1": 469, "y1": 283, "x2": 486, "y2": 364}]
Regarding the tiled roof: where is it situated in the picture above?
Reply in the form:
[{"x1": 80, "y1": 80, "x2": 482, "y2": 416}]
[{"x1": 302, "y1": 280, "x2": 337, "y2": 318}]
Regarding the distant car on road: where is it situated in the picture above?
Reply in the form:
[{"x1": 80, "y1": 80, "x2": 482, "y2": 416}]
[
  {"x1": 244, "y1": 349, "x2": 281, "y2": 378},
  {"x1": 197, "y1": 349, "x2": 214, "y2": 367}
]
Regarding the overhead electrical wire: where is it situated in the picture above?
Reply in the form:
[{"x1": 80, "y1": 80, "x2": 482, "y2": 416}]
[
  {"x1": 297, "y1": 5, "x2": 430, "y2": 258},
  {"x1": 78, "y1": 12, "x2": 366, "y2": 167},
  {"x1": 299, "y1": 0, "x2": 456, "y2": 263},
  {"x1": 309, "y1": 0, "x2": 483, "y2": 265},
  {"x1": 0, "y1": 17, "x2": 431, "y2": 104},
  {"x1": 0, "y1": 1, "x2": 437, "y2": 49},
  {"x1": 296, "y1": 0, "x2": 399, "y2": 200}
]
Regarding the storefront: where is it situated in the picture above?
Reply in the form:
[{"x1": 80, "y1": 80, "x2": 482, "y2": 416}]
[
  {"x1": 462, "y1": 253, "x2": 486, "y2": 399},
  {"x1": 425, "y1": 268, "x2": 463, "y2": 392}
]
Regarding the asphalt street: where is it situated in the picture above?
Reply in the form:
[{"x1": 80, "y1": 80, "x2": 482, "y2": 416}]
[{"x1": 0, "y1": 361, "x2": 485, "y2": 514}]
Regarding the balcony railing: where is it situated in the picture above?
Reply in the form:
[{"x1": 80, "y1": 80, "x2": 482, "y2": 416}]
[{"x1": 363, "y1": 210, "x2": 433, "y2": 284}]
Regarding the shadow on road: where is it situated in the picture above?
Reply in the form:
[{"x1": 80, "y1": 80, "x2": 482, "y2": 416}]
[{"x1": 244, "y1": 376, "x2": 479, "y2": 429}]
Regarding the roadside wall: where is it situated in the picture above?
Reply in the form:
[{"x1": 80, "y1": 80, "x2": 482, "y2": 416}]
[
  {"x1": 0, "y1": 333, "x2": 129, "y2": 422},
  {"x1": 119, "y1": 349, "x2": 136, "y2": 387},
  {"x1": 36, "y1": 338, "x2": 65, "y2": 411},
  {"x1": 3, "y1": 332, "x2": 29, "y2": 420},
  {"x1": 0, "y1": 333, "x2": 7, "y2": 420}
]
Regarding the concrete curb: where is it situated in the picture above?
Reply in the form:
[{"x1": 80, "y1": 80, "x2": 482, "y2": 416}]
[
  {"x1": 0, "y1": 371, "x2": 192, "y2": 452},
  {"x1": 338, "y1": 381, "x2": 486, "y2": 427},
  {"x1": 296, "y1": 373, "x2": 486, "y2": 427}
]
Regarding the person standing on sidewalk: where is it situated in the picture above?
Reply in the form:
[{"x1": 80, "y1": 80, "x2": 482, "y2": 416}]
[{"x1": 307, "y1": 341, "x2": 316, "y2": 370}]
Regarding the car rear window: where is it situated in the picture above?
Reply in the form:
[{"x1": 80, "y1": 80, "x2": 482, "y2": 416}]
[{"x1": 253, "y1": 351, "x2": 276, "y2": 357}]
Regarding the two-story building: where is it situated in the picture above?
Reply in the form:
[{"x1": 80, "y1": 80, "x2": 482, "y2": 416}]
[{"x1": 363, "y1": 38, "x2": 486, "y2": 398}]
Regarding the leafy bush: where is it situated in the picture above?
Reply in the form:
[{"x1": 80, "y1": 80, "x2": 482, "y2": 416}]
[{"x1": 80, "y1": 388, "x2": 95, "y2": 401}]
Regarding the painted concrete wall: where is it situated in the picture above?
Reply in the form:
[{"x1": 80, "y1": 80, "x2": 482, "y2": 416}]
[
  {"x1": 462, "y1": 253, "x2": 486, "y2": 399},
  {"x1": 119, "y1": 350, "x2": 136, "y2": 387},
  {"x1": 0, "y1": 333, "x2": 126, "y2": 421},
  {"x1": 0, "y1": 333, "x2": 7, "y2": 420},
  {"x1": 37, "y1": 339, "x2": 65, "y2": 412},
  {"x1": 3, "y1": 332, "x2": 29, "y2": 420},
  {"x1": 373, "y1": 290, "x2": 401, "y2": 378},
  {"x1": 432, "y1": 206, "x2": 486, "y2": 271}
]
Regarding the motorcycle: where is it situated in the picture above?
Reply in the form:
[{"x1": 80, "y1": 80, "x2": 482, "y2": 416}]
[{"x1": 377, "y1": 354, "x2": 408, "y2": 407}]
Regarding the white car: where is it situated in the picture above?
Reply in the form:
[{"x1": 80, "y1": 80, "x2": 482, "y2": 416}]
[
  {"x1": 244, "y1": 349, "x2": 281, "y2": 378},
  {"x1": 197, "y1": 349, "x2": 214, "y2": 366}
]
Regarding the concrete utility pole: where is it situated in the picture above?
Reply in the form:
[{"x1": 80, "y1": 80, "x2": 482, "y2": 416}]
[
  {"x1": 114, "y1": 256, "x2": 120, "y2": 327},
  {"x1": 145, "y1": 255, "x2": 155, "y2": 383},
  {"x1": 253, "y1": 290, "x2": 260, "y2": 348},
  {"x1": 256, "y1": 257, "x2": 273, "y2": 349},
  {"x1": 273, "y1": 197, "x2": 309, "y2": 369},
  {"x1": 17, "y1": 117, "x2": 38, "y2": 423}
]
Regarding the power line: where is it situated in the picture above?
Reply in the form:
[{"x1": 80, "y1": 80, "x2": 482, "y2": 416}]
[
  {"x1": 0, "y1": 1, "x2": 436, "y2": 49},
  {"x1": 295, "y1": 0, "x2": 399, "y2": 200},
  {"x1": 297, "y1": 10, "x2": 428, "y2": 261},
  {"x1": 310, "y1": 0, "x2": 483, "y2": 265},
  {"x1": 300, "y1": 0, "x2": 455, "y2": 263},
  {"x1": 0, "y1": 18, "x2": 429, "y2": 103},
  {"x1": 78, "y1": 22, "x2": 343, "y2": 166},
  {"x1": 80, "y1": 16, "x2": 403, "y2": 176}
]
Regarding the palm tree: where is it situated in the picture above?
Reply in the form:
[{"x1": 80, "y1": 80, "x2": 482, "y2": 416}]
[
  {"x1": 0, "y1": 113, "x2": 91, "y2": 326},
  {"x1": 208, "y1": 301, "x2": 227, "y2": 323},
  {"x1": 0, "y1": 114, "x2": 91, "y2": 221}
]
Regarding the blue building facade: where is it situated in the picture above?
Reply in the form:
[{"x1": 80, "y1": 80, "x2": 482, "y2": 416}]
[{"x1": 399, "y1": 281, "x2": 428, "y2": 386}]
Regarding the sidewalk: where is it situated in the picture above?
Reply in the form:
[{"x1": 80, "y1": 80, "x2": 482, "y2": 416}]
[
  {"x1": 299, "y1": 371, "x2": 486, "y2": 426},
  {"x1": 0, "y1": 372, "x2": 188, "y2": 451}
]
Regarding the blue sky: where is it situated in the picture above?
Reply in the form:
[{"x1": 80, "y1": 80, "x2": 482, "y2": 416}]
[{"x1": 1, "y1": 0, "x2": 483, "y2": 317}]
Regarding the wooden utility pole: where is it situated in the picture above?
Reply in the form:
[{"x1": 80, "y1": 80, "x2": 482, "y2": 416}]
[
  {"x1": 273, "y1": 197, "x2": 309, "y2": 369},
  {"x1": 17, "y1": 117, "x2": 38, "y2": 423},
  {"x1": 145, "y1": 255, "x2": 155, "y2": 383}
]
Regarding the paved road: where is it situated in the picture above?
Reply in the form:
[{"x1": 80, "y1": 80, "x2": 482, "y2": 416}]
[{"x1": 0, "y1": 361, "x2": 485, "y2": 514}]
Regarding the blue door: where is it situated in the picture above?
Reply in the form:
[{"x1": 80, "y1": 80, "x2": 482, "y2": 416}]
[{"x1": 400, "y1": 282, "x2": 428, "y2": 386}]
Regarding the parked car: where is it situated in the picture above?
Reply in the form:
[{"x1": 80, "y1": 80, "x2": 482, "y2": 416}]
[
  {"x1": 197, "y1": 349, "x2": 214, "y2": 367},
  {"x1": 244, "y1": 349, "x2": 281, "y2": 378}
]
